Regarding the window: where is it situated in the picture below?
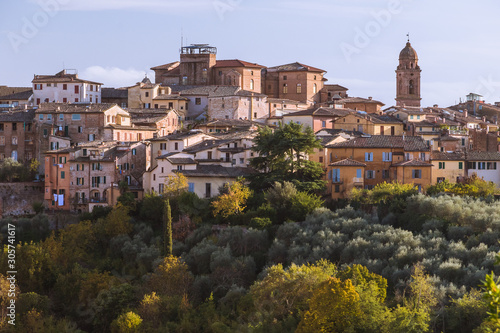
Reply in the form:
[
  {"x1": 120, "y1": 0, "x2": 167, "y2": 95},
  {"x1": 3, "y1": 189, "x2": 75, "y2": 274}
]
[
  {"x1": 410, "y1": 115, "x2": 414, "y2": 120},
  {"x1": 159, "y1": 183, "x2": 164, "y2": 193},
  {"x1": 160, "y1": 143, "x2": 167, "y2": 150},
  {"x1": 283, "y1": 75, "x2": 287, "y2": 80},
  {"x1": 188, "y1": 183, "x2": 194, "y2": 193},
  {"x1": 356, "y1": 169, "x2": 362, "y2": 178},
  {"x1": 59, "y1": 114, "x2": 64, "y2": 120},
  {"x1": 0, "y1": 124, "x2": 4, "y2": 131},
  {"x1": 132, "y1": 148, "x2": 136, "y2": 155},
  {"x1": 145, "y1": 92, "x2": 149, "y2": 97},
  {"x1": 88, "y1": 134, "x2": 95, "y2": 141},
  {"x1": 61, "y1": 171, "x2": 65, "y2": 179},
  {"x1": 459, "y1": 162, "x2": 463, "y2": 170},
  {"x1": 439, "y1": 162, "x2": 445, "y2": 169},
  {"x1": 283, "y1": 84, "x2": 288, "y2": 94},
  {"x1": 412, "y1": 169, "x2": 422, "y2": 179},
  {"x1": 34, "y1": 84, "x2": 42, "y2": 90},
  {"x1": 366, "y1": 170, "x2": 375, "y2": 179},
  {"x1": 487, "y1": 162, "x2": 497, "y2": 170},
  {"x1": 417, "y1": 115, "x2": 420, "y2": 120},
  {"x1": 250, "y1": 79, "x2": 254, "y2": 90},
  {"x1": 461, "y1": 138, "x2": 466, "y2": 146},
  {"x1": 334, "y1": 185, "x2": 340, "y2": 193},
  {"x1": 83, "y1": 149, "x2": 87, "y2": 156},
  {"x1": 313, "y1": 83, "x2": 317, "y2": 94},
  {"x1": 331, "y1": 168, "x2": 340, "y2": 182},
  {"x1": 478, "y1": 162, "x2": 486, "y2": 170},
  {"x1": 72, "y1": 114, "x2": 81, "y2": 120},
  {"x1": 382, "y1": 152, "x2": 392, "y2": 162},
  {"x1": 39, "y1": 114, "x2": 44, "y2": 120},
  {"x1": 0, "y1": 137, "x2": 4, "y2": 146},
  {"x1": 75, "y1": 98, "x2": 79, "y2": 103},
  {"x1": 12, "y1": 137, "x2": 17, "y2": 145},
  {"x1": 63, "y1": 84, "x2": 67, "y2": 90},
  {"x1": 205, "y1": 183, "x2": 211, "y2": 198},
  {"x1": 437, "y1": 177, "x2": 445, "y2": 183},
  {"x1": 59, "y1": 156, "x2": 66, "y2": 164},
  {"x1": 195, "y1": 98, "x2": 201, "y2": 105},
  {"x1": 321, "y1": 120, "x2": 326, "y2": 128},
  {"x1": 177, "y1": 165, "x2": 182, "y2": 171},
  {"x1": 296, "y1": 84, "x2": 302, "y2": 94},
  {"x1": 319, "y1": 156, "x2": 323, "y2": 163},
  {"x1": 365, "y1": 152, "x2": 373, "y2": 162},
  {"x1": 240, "y1": 158, "x2": 244, "y2": 164},
  {"x1": 174, "y1": 142, "x2": 179, "y2": 150},
  {"x1": 74, "y1": 85, "x2": 79, "y2": 94},
  {"x1": 78, "y1": 126, "x2": 83, "y2": 133},
  {"x1": 382, "y1": 170, "x2": 390, "y2": 179}
]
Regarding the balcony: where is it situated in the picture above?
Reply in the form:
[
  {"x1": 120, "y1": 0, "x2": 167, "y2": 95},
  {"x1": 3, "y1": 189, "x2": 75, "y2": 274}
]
[{"x1": 332, "y1": 178, "x2": 343, "y2": 184}]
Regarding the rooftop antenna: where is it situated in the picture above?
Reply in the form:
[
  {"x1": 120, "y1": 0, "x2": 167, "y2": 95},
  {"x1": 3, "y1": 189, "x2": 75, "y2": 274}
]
[
  {"x1": 407, "y1": 32, "x2": 410, "y2": 42},
  {"x1": 181, "y1": 27, "x2": 184, "y2": 48}
]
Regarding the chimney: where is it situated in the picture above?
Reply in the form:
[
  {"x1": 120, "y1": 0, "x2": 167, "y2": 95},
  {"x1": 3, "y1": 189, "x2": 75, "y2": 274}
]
[
  {"x1": 368, "y1": 96, "x2": 373, "y2": 100},
  {"x1": 433, "y1": 104, "x2": 438, "y2": 108}
]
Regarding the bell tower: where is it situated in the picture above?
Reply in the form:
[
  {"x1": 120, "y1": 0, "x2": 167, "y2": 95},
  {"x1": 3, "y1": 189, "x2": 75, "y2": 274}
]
[{"x1": 395, "y1": 36, "x2": 421, "y2": 107}]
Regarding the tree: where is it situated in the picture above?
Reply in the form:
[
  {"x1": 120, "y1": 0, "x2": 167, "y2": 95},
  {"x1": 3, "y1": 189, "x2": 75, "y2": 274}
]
[
  {"x1": 481, "y1": 253, "x2": 500, "y2": 331},
  {"x1": 249, "y1": 260, "x2": 336, "y2": 323},
  {"x1": 164, "y1": 199, "x2": 173, "y2": 256},
  {"x1": 212, "y1": 180, "x2": 251, "y2": 219},
  {"x1": 111, "y1": 311, "x2": 142, "y2": 333},
  {"x1": 164, "y1": 172, "x2": 188, "y2": 197},
  {"x1": 148, "y1": 256, "x2": 193, "y2": 297},
  {"x1": 296, "y1": 277, "x2": 362, "y2": 332},
  {"x1": 249, "y1": 122, "x2": 324, "y2": 192},
  {"x1": 426, "y1": 175, "x2": 498, "y2": 198}
]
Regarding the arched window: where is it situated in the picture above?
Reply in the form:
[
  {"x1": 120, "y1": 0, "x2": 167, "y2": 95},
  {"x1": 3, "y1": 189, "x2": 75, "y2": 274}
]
[
  {"x1": 398, "y1": 80, "x2": 402, "y2": 94},
  {"x1": 409, "y1": 80, "x2": 414, "y2": 95},
  {"x1": 313, "y1": 83, "x2": 317, "y2": 94},
  {"x1": 283, "y1": 84, "x2": 288, "y2": 94},
  {"x1": 202, "y1": 68, "x2": 208, "y2": 80},
  {"x1": 297, "y1": 84, "x2": 302, "y2": 94},
  {"x1": 250, "y1": 79, "x2": 254, "y2": 90}
]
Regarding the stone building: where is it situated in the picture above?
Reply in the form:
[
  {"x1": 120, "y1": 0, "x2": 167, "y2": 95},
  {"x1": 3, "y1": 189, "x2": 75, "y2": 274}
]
[
  {"x1": 263, "y1": 62, "x2": 326, "y2": 105},
  {"x1": 0, "y1": 109, "x2": 36, "y2": 163},
  {"x1": 44, "y1": 141, "x2": 147, "y2": 212},
  {"x1": 32, "y1": 69, "x2": 102, "y2": 105},
  {"x1": 101, "y1": 88, "x2": 128, "y2": 108},
  {"x1": 395, "y1": 39, "x2": 421, "y2": 107}
]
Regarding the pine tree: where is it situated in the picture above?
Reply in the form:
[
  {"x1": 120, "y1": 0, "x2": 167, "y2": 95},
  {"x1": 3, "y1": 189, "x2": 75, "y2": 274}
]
[{"x1": 163, "y1": 199, "x2": 173, "y2": 256}]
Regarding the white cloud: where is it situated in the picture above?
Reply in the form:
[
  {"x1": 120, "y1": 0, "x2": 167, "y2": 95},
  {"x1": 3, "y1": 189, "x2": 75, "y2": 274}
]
[
  {"x1": 80, "y1": 66, "x2": 154, "y2": 87},
  {"x1": 31, "y1": 0, "x2": 211, "y2": 12}
]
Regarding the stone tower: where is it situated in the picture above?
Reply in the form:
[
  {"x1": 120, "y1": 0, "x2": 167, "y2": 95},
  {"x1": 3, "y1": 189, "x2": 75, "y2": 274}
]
[{"x1": 395, "y1": 39, "x2": 421, "y2": 107}]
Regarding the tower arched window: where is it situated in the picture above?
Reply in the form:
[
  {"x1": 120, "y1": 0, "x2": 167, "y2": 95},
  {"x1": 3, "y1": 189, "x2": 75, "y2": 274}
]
[
  {"x1": 409, "y1": 80, "x2": 414, "y2": 95},
  {"x1": 250, "y1": 79, "x2": 254, "y2": 90}
]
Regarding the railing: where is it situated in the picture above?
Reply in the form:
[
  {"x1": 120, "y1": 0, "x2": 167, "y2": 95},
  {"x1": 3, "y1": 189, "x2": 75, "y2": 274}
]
[
  {"x1": 332, "y1": 178, "x2": 343, "y2": 184},
  {"x1": 352, "y1": 177, "x2": 363, "y2": 184}
]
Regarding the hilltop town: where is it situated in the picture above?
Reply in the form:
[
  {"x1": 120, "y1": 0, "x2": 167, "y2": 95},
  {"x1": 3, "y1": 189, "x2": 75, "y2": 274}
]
[{"x1": 0, "y1": 41, "x2": 498, "y2": 214}]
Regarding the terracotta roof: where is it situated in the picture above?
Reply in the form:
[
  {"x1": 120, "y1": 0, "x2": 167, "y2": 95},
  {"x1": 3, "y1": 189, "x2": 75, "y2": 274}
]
[
  {"x1": 0, "y1": 86, "x2": 32, "y2": 97},
  {"x1": 284, "y1": 107, "x2": 353, "y2": 117},
  {"x1": 327, "y1": 135, "x2": 429, "y2": 151},
  {"x1": 167, "y1": 157, "x2": 196, "y2": 165},
  {"x1": 399, "y1": 41, "x2": 418, "y2": 60},
  {"x1": 0, "y1": 109, "x2": 36, "y2": 122},
  {"x1": 183, "y1": 139, "x2": 232, "y2": 153},
  {"x1": 36, "y1": 103, "x2": 119, "y2": 113},
  {"x1": 392, "y1": 159, "x2": 432, "y2": 167},
  {"x1": 330, "y1": 158, "x2": 366, "y2": 167},
  {"x1": 340, "y1": 97, "x2": 385, "y2": 106},
  {"x1": 315, "y1": 128, "x2": 364, "y2": 137},
  {"x1": 149, "y1": 130, "x2": 211, "y2": 142},
  {"x1": 101, "y1": 88, "x2": 128, "y2": 99},
  {"x1": 150, "y1": 61, "x2": 180, "y2": 71},
  {"x1": 0, "y1": 89, "x2": 32, "y2": 101},
  {"x1": 177, "y1": 165, "x2": 255, "y2": 178},
  {"x1": 467, "y1": 152, "x2": 500, "y2": 161},
  {"x1": 267, "y1": 62, "x2": 326, "y2": 73},
  {"x1": 431, "y1": 152, "x2": 465, "y2": 161},
  {"x1": 214, "y1": 59, "x2": 266, "y2": 68},
  {"x1": 324, "y1": 84, "x2": 348, "y2": 91},
  {"x1": 267, "y1": 98, "x2": 307, "y2": 105},
  {"x1": 32, "y1": 70, "x2": 102, "y2": 85},
  {"x1": 439, "y1": 135, "x2": 460, "y2": 141}
]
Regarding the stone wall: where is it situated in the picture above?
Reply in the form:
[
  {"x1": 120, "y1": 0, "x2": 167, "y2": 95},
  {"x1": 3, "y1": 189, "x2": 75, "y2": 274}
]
[{"x1": 0, "y1": 182, "x2": 44, "y2": 217}]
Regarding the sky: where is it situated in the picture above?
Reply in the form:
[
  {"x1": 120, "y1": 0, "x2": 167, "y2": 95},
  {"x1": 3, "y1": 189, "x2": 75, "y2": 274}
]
[{"x1": 1, "y1": 0, "x2": 500, "y2": 108}]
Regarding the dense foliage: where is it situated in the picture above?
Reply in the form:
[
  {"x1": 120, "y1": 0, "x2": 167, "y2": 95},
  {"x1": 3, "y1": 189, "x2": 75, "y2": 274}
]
[{"x1": 2, "y1": 181, "x2": 500, "y2": 331}]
